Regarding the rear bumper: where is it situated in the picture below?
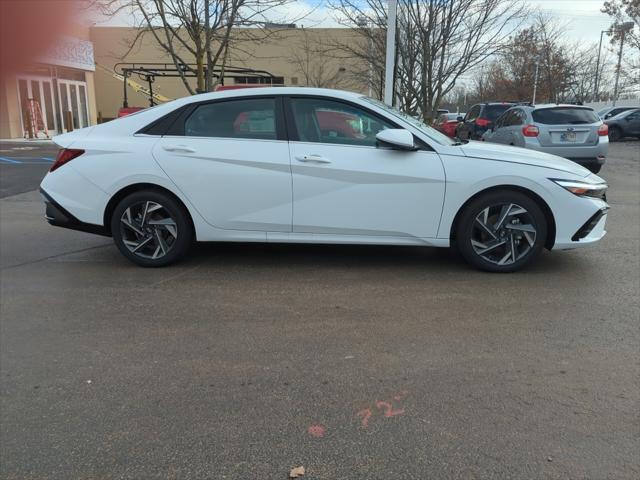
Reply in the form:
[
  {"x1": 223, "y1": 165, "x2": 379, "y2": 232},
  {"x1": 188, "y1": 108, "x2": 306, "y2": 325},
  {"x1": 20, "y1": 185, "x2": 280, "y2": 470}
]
[
  {"x1": 522, "y1": 140, "x2": 608, "y2": 166},
  {"x1": 567, "y1": 156, "x2": 606, "y2": 169},
  {"x1": 41, "y1": 188, "x2": 110, "y2": 236}
]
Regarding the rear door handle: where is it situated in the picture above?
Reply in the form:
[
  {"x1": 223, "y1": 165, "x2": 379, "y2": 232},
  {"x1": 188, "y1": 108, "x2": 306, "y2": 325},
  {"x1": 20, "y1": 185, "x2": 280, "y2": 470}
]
[
  {"x1": 163, "y1": 145, "x2": 196, "y2": 153},
  {"x1": 295, "y1": 154, "x2": 331, "y2": 164}
]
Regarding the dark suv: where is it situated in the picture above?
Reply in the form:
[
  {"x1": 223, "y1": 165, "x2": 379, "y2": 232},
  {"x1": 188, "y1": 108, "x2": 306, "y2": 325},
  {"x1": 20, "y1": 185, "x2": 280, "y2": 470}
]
[
  {"x1": 456, "y1": 102, "x2": 515, "y2": 140},
  {"x1": 605, "y1": 108, "x2": 640, "y2": 141}
]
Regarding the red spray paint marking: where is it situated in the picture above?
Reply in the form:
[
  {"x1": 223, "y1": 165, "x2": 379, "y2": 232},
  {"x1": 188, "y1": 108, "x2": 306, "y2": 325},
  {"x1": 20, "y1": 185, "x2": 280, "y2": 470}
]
[
  {"x1": 307, "y1": 424, "x2": 326, "y2": 438},
  {"x1": 376, "y1": 400, "x2": 405, "y2": 418},
  {"x1": 356, "y1": 389, "x2": 409, "y2": 428},
  {"x1": 356, "y1": 408, "x2": 373, "y2": 428}
]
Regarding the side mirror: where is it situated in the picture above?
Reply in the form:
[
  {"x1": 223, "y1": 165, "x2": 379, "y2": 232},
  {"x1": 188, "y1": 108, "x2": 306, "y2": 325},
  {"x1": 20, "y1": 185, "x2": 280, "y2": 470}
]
[{"x1": 376, "y1": 129, "x2": 416, "y2": 150}]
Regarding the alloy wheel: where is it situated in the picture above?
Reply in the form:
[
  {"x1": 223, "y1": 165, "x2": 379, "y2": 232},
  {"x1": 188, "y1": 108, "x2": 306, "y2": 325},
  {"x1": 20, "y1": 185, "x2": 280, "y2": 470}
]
[
  {"x1": 470, "y1": 203, "x2": 537, "y2": 266},
  {"x1": 119, "y1": 201, "x2": 178, "y2": 260}
]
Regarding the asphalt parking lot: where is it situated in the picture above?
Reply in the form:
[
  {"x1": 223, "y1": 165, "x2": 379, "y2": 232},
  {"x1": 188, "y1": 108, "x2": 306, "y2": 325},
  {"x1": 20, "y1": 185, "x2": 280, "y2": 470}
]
[{"x1": 1, "y1": 140, "x2": 639, "y2": 479}]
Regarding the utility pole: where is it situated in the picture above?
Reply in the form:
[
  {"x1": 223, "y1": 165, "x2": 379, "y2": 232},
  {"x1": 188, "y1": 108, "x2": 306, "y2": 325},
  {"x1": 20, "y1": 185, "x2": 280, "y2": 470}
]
[
  {"x1": 612, "y1": 22, "x2": 635, "y2": 107},
  {"x1": 532, "y1": 60, "x2": 539, "y2": 105},
  {"x1": 384, "y1": 0, "x2": 397, "y2": 106}
]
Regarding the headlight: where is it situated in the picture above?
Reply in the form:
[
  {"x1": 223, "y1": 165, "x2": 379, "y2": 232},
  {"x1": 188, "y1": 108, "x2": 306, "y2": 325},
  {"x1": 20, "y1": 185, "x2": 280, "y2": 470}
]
[{"x1": 551, "y1": 179, "x2": 608, "y2": 199}]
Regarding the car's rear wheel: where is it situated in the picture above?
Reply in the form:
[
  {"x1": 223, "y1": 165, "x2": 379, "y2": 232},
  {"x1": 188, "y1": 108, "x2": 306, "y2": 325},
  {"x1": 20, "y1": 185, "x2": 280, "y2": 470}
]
[
  {"x1": 608, "y1": 126, "x2": 622, "y2": 142},
  {"x1": 111, "y1": 190, "x2": 193, "y2": 267},
  {"x1": 455, "y1": 190, "x2": 547, "y2": 273}
]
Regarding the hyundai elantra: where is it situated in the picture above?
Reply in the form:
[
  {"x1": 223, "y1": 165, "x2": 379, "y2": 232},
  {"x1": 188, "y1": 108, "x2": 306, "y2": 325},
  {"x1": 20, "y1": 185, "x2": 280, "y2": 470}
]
[{"x1": 40, "y1": 88, "x2": 609, "y2": 272}]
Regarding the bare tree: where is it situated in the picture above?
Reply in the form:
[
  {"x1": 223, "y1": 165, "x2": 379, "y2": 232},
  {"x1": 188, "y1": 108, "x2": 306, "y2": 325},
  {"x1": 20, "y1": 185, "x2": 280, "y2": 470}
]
[
  {"x1": 466, "y1": 15, "x2": 608, "y2": 104},
  {"x1": 602, "y1": 0, "x2": 640, "y2": 93},
  {"x1": 93, "y1": 0, "x2": 295, "y2": 94},
  {"x1": 329, "y1": 0, "x2": 529, "y2": 121}
]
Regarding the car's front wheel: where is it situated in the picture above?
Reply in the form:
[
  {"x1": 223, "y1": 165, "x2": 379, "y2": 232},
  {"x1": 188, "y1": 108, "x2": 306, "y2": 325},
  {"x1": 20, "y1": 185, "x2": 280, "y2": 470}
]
[
  {"x1": 455, "y1": 190, "x2": 548, "y2": 272},
  {"x1": 111, "y1": 190, "x2": 193, "y2": 267}
]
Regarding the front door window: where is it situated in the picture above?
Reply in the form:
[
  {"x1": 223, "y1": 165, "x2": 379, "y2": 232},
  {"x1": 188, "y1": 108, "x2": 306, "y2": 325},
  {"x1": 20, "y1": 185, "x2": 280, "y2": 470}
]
[{"x1": 289, "y1": 97, "x2": 393, "y2": 146}]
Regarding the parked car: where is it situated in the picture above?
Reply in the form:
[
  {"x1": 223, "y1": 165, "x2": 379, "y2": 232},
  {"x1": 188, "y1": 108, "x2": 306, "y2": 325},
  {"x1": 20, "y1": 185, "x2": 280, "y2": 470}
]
[
  {"x1": 483, "y1": 104, "x2": 608, "y2": 174},
  {"x1": 40, "y1": 88, "x2": 609, "y2": 272},
  {"x1": 597, "y1": 106, "x2": 639, "y2": 120},
  {"x1": 456, "y1": 102, "x2": 515, "y2": 140},
  {"x1": 117, "y1": 106, "x2": 145, "y2": 118},
  {"x1": 604, "y1": 108, "x2": 640, "y2": 141},
  {"x1": 434, "y1": 112, "x2": 464, "y2": 138}
]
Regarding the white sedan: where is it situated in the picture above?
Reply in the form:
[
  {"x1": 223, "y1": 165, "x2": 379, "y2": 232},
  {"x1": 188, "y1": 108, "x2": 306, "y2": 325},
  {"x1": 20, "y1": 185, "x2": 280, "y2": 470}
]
[{"x1": 40, "y1": 88, "x2": 609, "y2": 272}]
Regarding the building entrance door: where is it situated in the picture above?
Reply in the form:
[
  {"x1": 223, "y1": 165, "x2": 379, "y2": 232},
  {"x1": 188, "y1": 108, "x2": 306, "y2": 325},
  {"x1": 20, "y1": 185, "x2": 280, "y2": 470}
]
[
  {"x1": 57, "y1": 80, "x2": 90, "y2": 131},
  {"x1": 17, "y1": 76, "x2": 58, "y2": 134}
]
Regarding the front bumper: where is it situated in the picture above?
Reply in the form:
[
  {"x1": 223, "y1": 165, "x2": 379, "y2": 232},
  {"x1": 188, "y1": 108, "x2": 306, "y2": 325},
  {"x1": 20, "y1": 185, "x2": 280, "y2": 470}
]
[
  {"x1": 571, "y1": 208, "x2": 608, "y2": 242},
  {"x1": 553, "y1": 204, "x2": 609, "y2": 250},
  {"x1": 41, "y1": 189, "x2": 110, "y2": 236}
]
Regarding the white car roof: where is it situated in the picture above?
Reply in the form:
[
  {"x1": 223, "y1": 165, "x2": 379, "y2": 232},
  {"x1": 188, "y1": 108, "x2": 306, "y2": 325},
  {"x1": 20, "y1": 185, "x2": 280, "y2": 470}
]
[{"x1": 179, "y1": 86, "x2": 364, "y2": 104}]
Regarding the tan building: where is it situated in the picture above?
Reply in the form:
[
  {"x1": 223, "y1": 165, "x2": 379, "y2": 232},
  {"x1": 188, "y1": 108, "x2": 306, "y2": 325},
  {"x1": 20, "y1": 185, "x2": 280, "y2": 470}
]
[
  {"x1": 0, "y1": 24, "x2": 98, "y2": 139},
  {"x1": 90, "y1": 27, "x2": 369, "y2": 120}
]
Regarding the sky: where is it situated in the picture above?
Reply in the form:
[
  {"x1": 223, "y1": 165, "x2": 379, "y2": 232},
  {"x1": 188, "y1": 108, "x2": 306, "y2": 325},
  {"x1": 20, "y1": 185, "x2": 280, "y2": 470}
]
[{"x1": 90, "y1": 0, "x2": 618, "y2": 45}]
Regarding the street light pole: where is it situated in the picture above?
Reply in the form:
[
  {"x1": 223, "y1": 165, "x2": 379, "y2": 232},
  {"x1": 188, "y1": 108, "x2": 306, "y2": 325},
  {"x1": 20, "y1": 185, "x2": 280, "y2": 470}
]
[
  {"x1": 594, "y1": 30, "x2": 609, "y2": 102},
  {"x1": 384, "y1": 0, "x2": 398, "y2": 106},
  {"x1": 532, "y1": 60, "x2": 539, "y2": 104},
  {"x1": 612, "y1": 22, "x2": 635, "y2": 107}
]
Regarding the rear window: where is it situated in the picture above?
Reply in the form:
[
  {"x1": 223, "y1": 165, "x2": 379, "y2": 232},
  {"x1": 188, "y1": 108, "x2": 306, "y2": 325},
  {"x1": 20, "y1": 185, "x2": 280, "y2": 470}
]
[
  {"x1": 483, "y1": 104, "x2": 512, "y2": 121},
  {"x1": 184, "y1": 98, "x2": 277, "y2": 139},
  {"x1": 532, "y1": 107, "x2": 598, "y2": 125}
]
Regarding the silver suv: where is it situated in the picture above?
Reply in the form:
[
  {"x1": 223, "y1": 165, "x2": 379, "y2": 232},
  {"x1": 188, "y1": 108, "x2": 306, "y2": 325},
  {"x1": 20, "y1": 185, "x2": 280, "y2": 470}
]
[{"x1": 482, "y1": 104, "x2": 609, "y2": 173}]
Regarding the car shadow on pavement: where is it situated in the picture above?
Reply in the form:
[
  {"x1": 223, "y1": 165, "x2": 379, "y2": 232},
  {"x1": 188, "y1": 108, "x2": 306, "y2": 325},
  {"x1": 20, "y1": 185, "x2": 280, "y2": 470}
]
[{"x1": 179, "y1": 241, "x2": 575, "y2": 274}]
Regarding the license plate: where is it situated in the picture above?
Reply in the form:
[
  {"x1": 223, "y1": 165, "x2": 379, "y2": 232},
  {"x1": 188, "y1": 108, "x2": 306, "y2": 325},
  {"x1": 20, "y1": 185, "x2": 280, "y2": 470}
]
[{"x1": 561, "y1": 131, "x2": 576, "y2": 142}]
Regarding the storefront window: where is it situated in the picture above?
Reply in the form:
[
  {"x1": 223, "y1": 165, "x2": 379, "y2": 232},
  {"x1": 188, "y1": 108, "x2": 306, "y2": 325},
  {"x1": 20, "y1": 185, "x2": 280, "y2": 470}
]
[
  {"x1": 79, "y1": 85, "x2": 89, "y2": 128},
  {"x1": 69, "y1": 84, "x2": 79, "y2": 129},
  {"x1": 42, "y1": 81, "x2": 55, "y2": 131}
]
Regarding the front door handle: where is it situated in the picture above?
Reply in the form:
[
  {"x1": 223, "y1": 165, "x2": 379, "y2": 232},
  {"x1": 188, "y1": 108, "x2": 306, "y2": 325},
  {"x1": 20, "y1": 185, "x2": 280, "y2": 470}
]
[
  {"x1": 163, "y1": 145, "x2": 196, "y2": 153},
  {"x1": 295, "y1": 154, "x2": 331, "y2": 164}
]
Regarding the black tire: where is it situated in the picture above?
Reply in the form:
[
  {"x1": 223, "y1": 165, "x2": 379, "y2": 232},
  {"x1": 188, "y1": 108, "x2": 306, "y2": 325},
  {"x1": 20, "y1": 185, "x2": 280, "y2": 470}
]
[
  {"x1": 455, "y1": 190, "x2": 548, "y2": 273},
  {"x1": 110, "y1": 190, "x2": 193, "y2": 267},
  {"x1": 588, "y1": 164, "x2": 602, "y2": 174},
  {"x1": 608, "y1": 126, "x2": 622, "y2": 142}
]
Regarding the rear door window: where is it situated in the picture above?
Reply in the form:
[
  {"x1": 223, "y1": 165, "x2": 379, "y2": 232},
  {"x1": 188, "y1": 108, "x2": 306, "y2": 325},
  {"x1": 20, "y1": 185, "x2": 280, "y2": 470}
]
[
  {"x1": 510, "y1": 109, "x2": 526, "y2": 126},
  {"x1": 626, "y1": 110, "x2": 640, "y2": 120},
  {"x1": 184, "y1": 98, "x2": 278, "y2": 139},
  {"x1": 532, "y1": 107, "x2": 599, "y2": 125}
]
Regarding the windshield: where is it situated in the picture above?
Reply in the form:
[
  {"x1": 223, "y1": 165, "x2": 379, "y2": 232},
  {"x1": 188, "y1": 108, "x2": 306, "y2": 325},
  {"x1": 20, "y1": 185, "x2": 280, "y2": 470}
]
[{"x1": 362, "y1": 97, "x2": 457, "y2": 146}]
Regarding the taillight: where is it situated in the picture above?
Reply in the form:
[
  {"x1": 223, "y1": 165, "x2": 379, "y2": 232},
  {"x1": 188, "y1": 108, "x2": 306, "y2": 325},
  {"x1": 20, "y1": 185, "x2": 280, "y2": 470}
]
[
  {"x1": 598, "y1": 124, "x2": 608, "y2": 136},
  {"x1": 522, "y1": 124, "x2": 539, "y2": 137},
  {"x1": 475, "y1": 118, "x2": 490, "y2": 127},
  {"x1": 50, "y1": 148, "x2": 84, "y2": 172}
]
